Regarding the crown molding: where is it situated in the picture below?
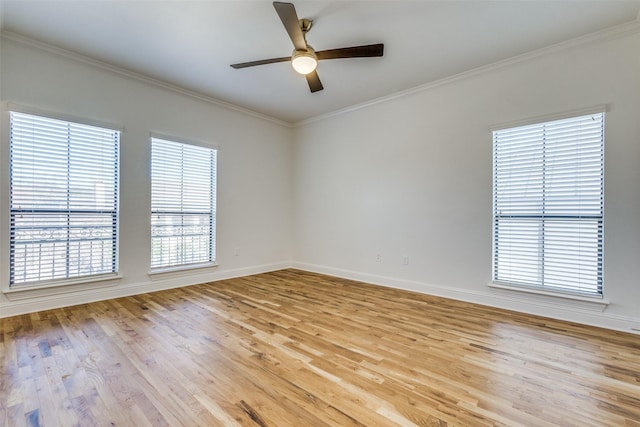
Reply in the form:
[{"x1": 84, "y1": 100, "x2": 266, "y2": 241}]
[
  {"x1": 295, "y1": 18, "x2": 640, "y2": 128},
  {"x1": 0, "y1": 31, "x2": 293, "y2": 129},
  {"x1": 3, "y1": 15, "x2": 639, "y2": 130}
]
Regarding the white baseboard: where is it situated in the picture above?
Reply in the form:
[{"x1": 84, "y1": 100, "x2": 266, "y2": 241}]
[
  {"x1": 4, "y1": 260, "x2": 638, "y2": 335},
  {"x1": 0, "y1": 261, "x2": 291, "y2": 318},
  {"x1": 291, "y1": 262, "x2": 640, "y2": 335}
]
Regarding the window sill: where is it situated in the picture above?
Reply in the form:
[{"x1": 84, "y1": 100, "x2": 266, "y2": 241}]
[
  {"x1": 489, "y1": 282, "x2": 610, "y2": 312},
  {"x1": 3, "y1": 273, "x2": 123, "y2": 301},
  {"x1": 148, "y1": 262, "x2": 218, "y2": 278}
]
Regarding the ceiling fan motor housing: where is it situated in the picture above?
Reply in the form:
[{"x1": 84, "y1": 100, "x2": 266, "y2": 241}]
[{"x1": 291, "y1": 46, "x2": 317, "y2": 74}]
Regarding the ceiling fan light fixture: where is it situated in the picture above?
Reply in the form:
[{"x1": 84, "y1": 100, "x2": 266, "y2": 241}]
[
  {"x1": 291, "y1": 48, "x2": 317, "y2": 75},
  {"x1": 229, "y1": 2, "x2": 384, "y2": 93}
]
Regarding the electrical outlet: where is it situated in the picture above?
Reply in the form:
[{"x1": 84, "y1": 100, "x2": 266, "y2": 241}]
[
  {"x1": 376, "y1": 253, "x2": 382, "y2": 263},
  {"x1": 234, "y1": 247, "x2": 240, "y2": 256},
  {"x1": 403, "y1": 256, "x2": 409, "y2": 265}
]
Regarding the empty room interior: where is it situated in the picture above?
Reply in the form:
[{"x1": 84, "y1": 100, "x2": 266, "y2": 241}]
[{"x1": 1, "y1": 1, "x2": 640, "y2": 426}]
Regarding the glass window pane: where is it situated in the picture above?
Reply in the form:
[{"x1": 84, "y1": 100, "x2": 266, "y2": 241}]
[
  {"x1": 150, "y1": 138, "x2": 217, "y2": 269},
  {"x1": 9, "y1": 111, "x2": 120, "y2": 286},
  {"x1": 492, "y1": 113, "x2": 604, "y2": 296}
]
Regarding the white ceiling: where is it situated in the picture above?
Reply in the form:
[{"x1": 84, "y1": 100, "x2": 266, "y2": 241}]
[{"x1": 2, "y1": 1, "x2": 640, "y2": 124}]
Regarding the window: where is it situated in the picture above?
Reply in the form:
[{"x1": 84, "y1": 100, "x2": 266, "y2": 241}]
[
  {"x1": 9, "y1": 111, "x2": 120, "y2": 286},
  {"x1": 151, "y1": 137, "x2": 217, "y2": 269},
  {"x1": 492, "y1": 112, "x2": 604, "y2": 296}
]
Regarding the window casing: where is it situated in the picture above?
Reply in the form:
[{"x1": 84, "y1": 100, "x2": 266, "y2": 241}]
[
  {"x1": 150, "y1": 137, "x2": 217, "y2": 269},
  {"x1": 9, "y1": 111, "x2": 120, "y2": 286},
  {"x1": 492, "y1": 112, "x2": 604, "y2": 296}
]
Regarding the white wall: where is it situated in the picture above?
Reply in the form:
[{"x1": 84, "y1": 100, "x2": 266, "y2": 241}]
[
  {"x1": 2, "y1": 28, "x2": 640, "y2": 333},
  {"x1": 0, "y1": 37, "x2": 293, "y2": 316},
  {"x1": 292, "y1": 30, "x2": 640, "y2": 332}
]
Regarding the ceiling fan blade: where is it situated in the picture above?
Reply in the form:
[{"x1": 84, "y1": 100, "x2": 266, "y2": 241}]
[
  {"x1": 306, "y1": 71, "x2": 323, "y2": 93},
  {"x1": 273, "y1": 1, "x2": 307, "y2": 51},
  {"x1": 230, "y1": 56, "x2": 291, "y2": 69},
  {"x1": 316, "y1": 44, "x2": 384, "y2": 60}
]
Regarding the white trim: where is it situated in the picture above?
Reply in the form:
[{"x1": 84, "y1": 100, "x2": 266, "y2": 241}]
[
  {"x1": 490, "y1": 112, "x2": 605, "y2": 300},
  {"x1": 2, "y1": 260, "x2": 638, "y2": 334},
  {"x1": 488, "y1": 282, "x2": 609, "y2": 309},
  {"x1": 0, "y1": 261, "x2": 291, "y2": 318},
  {"x1": 0, "y1": 109, "x2": 11, "y2": 291},
  {"x1": 2, "y1": 18, "x2": 638, "y2": 129},
  {"x1": 3, "y1": 274, "x2": 123, "y2": 301},
  {"x1": 148, "y1": 262, "x2": 218, "y2": 276},
  {"x1": 295, "y1": 19, "x2": 640, "y2": 127},
  {"x1": 0, "y1": 31, "x2": 292, "y2": 129},
  {"x1": 4, "y1": 109, "x2": 122, "y2": 295},
  {"x1": 488, "y1": 104, "x2": 609, "y2": 132},
  {"x1": 149, "y1": 138, "x2": 218, "y2": 271},
  {"x1": 5, "y1": 102, "x2": 124, "y2": 132},
  {"x1": 149, "y1": 132, "x2": 220, "y2": 152},
  {"x1": 291, "y1": 262, "x2": 640, "y2": 335}
]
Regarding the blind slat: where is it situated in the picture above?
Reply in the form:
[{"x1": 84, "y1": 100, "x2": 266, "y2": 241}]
[
  {"x1": 492, "y1": 112, "x2": 604, "y2": 296},
  {"x1": 150, "y1": 138, "x2": 217, "y2": 269},
  {"x1": 10, "y1": 111, "x2": 120, "y2": 286}
]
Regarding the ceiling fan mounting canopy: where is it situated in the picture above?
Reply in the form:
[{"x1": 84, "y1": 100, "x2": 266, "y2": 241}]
[
  {"x1": 299, "y1": 18, "x2": 312, "y2": 34},
  {"x1": 230, "y1": 1, "x2": 384, "y2": 93}
]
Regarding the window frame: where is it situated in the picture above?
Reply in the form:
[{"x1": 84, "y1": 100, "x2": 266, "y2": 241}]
[
  {"x1": 6, "y1": 107, "x2": 121, "y2": 290},
  {"x1": 149, "y1": 135, "x2": 218, "y2": 272},
  {"x1": 491, "y1": 108, "x2": 605, "y2": 299}
]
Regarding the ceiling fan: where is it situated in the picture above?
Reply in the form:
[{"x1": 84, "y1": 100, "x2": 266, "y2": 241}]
[{"x1": 230, "y1": 1, "x2": 384, "y2": 93}]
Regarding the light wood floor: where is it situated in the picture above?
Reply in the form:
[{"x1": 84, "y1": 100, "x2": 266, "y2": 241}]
[{"x1": 1, "y1": 269, "x2": 640, "y2": 426}]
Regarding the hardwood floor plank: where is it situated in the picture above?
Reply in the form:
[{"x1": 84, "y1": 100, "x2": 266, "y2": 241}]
[{"x1": 2, "y1": 269, "x2": 640, "y2": 426}]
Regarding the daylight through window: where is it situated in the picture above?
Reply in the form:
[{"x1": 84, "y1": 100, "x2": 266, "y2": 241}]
[
  {"x1": 9, "y1": 111, "x2": 120, "y2": 286},
  {"x1": 492, "y1": 112, "x2": 604, "y2": 296},
  {"x1": 151, "y1": 138, "x2": 217, "y2": 269}
]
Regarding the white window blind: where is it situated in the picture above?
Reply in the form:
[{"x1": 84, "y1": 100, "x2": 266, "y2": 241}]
[
  {"x1": 10, "y1": 111, "x2": 120, "y2": 286},
  {"x1": 492, "y1": 112, "x2": 604, "y2": 296},
  {"x1": 151, "y1": 138, "x2": 217, "y2": 269}
]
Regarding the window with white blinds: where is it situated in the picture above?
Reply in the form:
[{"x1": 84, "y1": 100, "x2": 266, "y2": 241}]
[
  {"x1": 151, "y1": 138, "x2": 217, "y2": 269},
  {"x1": 9, "y1": 111, "x2": 120, "y2": 286},
  {"x1": 492, "y1": 112, "x2": 604, "y2": 296}
]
